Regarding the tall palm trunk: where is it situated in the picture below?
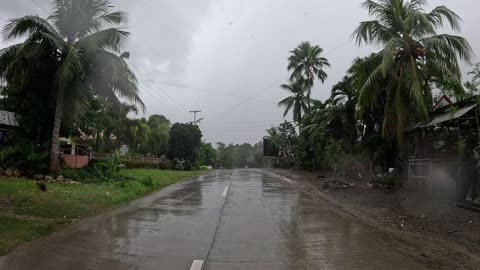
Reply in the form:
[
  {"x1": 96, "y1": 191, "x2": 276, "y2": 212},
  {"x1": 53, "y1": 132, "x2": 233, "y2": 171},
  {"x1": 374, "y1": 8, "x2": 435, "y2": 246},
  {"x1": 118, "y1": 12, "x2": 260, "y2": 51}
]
[
  {"x1": 307, "y1": 93, "x2": 311, "y2": 114},
  {"x1": 49, "y1": 87, "x2": 65, "y2": 173}
]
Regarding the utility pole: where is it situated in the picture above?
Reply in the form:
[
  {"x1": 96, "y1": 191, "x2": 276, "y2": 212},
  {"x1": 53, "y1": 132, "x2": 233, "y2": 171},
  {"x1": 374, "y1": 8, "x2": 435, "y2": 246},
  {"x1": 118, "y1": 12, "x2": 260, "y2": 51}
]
[{"x1": 189, "y1": 110, "x2": 202, "y2": 124}]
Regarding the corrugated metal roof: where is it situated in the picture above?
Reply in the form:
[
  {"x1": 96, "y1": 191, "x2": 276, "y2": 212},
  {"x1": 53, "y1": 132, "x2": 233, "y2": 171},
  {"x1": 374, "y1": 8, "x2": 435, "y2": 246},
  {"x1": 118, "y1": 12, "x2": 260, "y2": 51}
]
[
  {"x1": 424, "y1": 103, "x2": 478, "y2": 127},
  {"x1": 407, "y1": 103, "x2": 478, "y2": 132},
  {"x1": 0, "y1": 110, "x2": 18, "y2": 127}
]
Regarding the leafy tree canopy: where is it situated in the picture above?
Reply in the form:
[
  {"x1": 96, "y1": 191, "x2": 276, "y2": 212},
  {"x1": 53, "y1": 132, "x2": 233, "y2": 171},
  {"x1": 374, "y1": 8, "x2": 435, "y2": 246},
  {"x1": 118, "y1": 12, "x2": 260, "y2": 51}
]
[{"x1": 167, "y1": 123, "x2": 202, "y2": 162}]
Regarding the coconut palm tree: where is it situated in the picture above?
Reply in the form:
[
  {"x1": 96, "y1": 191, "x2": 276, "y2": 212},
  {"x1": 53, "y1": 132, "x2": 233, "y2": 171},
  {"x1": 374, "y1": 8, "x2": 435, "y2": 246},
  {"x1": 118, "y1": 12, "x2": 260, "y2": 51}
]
[
  {"x1": 0, "y1": 0, "x2": 143, "y2": 173},
  {"x1": 278, "y1": 78, "x2": 309, "y2": 124},
  {"x1": 331, "y1": 76, "x2": 358, "y2": 149},
  {"x1": 353, "y1": 0, "x2": 472, "y2": 142},
  {"x1": 126, "y1": 119, "x2": 151, "y2": 152},
  {"x1": 287, "y1": 41, "x2": 330, "y2": 112}
]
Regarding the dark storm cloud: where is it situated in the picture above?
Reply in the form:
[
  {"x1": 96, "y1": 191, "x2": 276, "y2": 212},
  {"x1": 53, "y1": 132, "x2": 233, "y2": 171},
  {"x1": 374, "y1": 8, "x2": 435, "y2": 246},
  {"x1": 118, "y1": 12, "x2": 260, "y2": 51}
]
[{"x1": 116, "y1": 0, "x2": 216, "y2": 78}]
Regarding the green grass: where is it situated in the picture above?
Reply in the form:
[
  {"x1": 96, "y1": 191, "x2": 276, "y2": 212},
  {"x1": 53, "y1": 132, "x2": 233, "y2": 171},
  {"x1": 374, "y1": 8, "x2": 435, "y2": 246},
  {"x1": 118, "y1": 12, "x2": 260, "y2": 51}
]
[
  {"x1": 0, "y1": 217, "x2": 59, "y2": 255},
  {"x1": 0, "y1": 169, "x2": 205, "y2": 255}
]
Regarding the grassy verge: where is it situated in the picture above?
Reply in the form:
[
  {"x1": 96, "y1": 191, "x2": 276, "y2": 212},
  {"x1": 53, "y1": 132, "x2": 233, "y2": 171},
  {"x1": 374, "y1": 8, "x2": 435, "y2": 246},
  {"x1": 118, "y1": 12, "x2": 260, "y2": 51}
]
[{"x1": 0, "y1": 169, "x2": 205, "y2": 255}]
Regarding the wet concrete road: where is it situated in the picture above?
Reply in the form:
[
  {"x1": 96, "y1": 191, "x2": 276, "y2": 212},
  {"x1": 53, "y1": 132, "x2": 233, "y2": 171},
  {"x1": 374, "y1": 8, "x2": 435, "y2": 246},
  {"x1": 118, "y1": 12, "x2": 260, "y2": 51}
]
[{"x1": 1, "y1": 169, "x2": 427, "y2": 270}]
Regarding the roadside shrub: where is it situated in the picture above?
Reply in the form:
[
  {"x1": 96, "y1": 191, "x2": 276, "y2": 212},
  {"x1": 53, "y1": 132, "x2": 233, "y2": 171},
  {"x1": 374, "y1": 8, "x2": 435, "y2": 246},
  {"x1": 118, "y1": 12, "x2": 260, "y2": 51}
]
[
  {"x1": 122, "y1": 160, "x2": 171, "y2": 170},
  {"x1": 58, "y1": 168, "x2": 82, "y2": 180},
  {"x1": 121, "y1": 181, "x2": 149, "y2": 196},
  {"x1": 140, "y1": 176, "x2": 154, "y2": 188},
  {"x1": 0, "y1": 146, "x2": 16, "y2": 167},
  {"x1": 0, "y1": 143, "x2": 49, "y2": 175},
  {"x1": 184, "y1": 161, "x2": 193, "y2": 171},
  {"x1": 58, "y1": 165, "x2": 101, "y2": 183},
  {"x1": 122, "y1": 160, "x2": 158, "y2": 169},
  {"x1": 323, "y1": 138, "x2": 344, "y2": 170},
  {"x1": 173, "y1": 159, "x2": 184, "y2": 171},
  {"x1": 61, "y1": 152, "x2": 128, "y2": 183},
  {"x1": 158, "y1": 161, "x2": 172, "y2": 170},
  {"x1": 92, "y1": 161, "x2": 118, "y2": 181}
]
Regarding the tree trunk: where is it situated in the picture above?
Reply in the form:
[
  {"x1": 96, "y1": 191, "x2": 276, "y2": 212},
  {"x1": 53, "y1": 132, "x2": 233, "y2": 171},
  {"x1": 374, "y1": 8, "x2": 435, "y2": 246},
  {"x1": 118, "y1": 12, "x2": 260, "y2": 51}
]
[
  {"x1": 48, "y1": 87, "x2": 65, "y2": 174},
  {"x1": 307, "y1": 92, "x2": 311, "y2": 114},
  {"x1": 95, "y1": 131, "x2": 100, "y2": 152}
]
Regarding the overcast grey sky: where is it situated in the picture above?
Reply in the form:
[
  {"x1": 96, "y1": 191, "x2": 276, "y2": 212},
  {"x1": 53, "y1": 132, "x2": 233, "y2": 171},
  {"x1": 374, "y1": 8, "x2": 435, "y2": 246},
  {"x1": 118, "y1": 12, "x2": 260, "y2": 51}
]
[{"x1": 1, "y1": 0, "x2": 479, "y2": 144}]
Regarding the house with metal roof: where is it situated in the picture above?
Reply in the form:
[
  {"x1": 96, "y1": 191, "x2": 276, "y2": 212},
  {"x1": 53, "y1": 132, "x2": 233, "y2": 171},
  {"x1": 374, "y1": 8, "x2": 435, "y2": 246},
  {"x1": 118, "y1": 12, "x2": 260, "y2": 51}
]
[
  {"x1": 406, "y1": 96, "x2": 479, "y2": 202},
  {"x1": 0, "y1": 109, "x2": 18, "y2": 144}
]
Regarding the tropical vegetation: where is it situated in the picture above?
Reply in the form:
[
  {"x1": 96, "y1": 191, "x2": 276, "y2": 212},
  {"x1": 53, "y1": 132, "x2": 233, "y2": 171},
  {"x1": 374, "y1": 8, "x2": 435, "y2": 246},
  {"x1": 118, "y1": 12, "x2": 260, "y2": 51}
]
[
  {"x1": 273, "y1": 0, "x2": 473, "y2": 173},
  {"x1": 0, "y1": 0, "x2": 477, "y2": 177},
  {"x1": 0, "y1": 0, "x2": 143, "y2": 173}
]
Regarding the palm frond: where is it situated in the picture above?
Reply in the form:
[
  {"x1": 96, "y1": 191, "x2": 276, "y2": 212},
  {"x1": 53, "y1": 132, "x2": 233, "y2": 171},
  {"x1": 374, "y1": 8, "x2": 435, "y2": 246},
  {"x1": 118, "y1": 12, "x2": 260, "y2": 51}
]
[
  {"x1": 408, "y1": 0, "x2": 428, "y2": 12},
  {"x1": 352, "y1": 20, "x2": 394, "y2": 45},
  {"x1": 88, "y1": 50, "x2": 144, "y2": 111},
  {"x1": 404, "y1": 57, "x2": 427, "y2": 119},
  {"x1": 421, "y1": 34, "x2": 473, "y2": 63},
  {"x1": 56, "y1": 46, "x2": 82, "y2": 90},
  {"x1": 278, "y1": 96, "x2": 294, "y2": 117},
  {"x1": 358, "y1": 63, "x2": 384, "y2": 108},
  {"x1": 77, "y1": 11, "x2": 128, "y2": 39},
  {"x1": 0, "y1": 44, "x2": 21, "y2": 77},
  {"x1": 380, "y1": 37, "x2": 403, "y2": 77},
  {"x1": 63, "y1": 77, "x2": 93, "y2": 125},
  {"x1": 2, "y1": 15, "x2": 58, "y2": 41},
  {"x1": 427, "y1": 6, "x2": 462, "y2": 32},
  {"x1": 50, "y1": 0, "x2": 114, "y2": 39},
  {"x1": 76, "y1": 28, "x2": 129, "y2": 54}
]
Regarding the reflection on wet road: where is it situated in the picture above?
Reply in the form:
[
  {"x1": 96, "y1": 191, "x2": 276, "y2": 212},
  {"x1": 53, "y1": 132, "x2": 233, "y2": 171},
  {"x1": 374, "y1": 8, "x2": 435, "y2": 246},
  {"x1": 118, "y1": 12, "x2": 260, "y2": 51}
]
[{"x1": 2, "y1": 169, "x2": 426, "y2": 270}]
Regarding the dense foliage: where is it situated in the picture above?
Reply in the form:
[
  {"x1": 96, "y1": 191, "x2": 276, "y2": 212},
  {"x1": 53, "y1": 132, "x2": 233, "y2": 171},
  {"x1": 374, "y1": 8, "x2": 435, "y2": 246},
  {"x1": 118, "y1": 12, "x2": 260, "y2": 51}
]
[
  {"x1": 167, "y1": 123, "x2": 202, "y2": 163},
  {"x1": 0, "y1": 0, "x2": 143, "y2": 173},
  {"x1": 272, "y1": 0, "x2": 473, "y2": 172},
  {"x1": 0, "y1": 0, "x2": 476, "y2": 177},
  {"x1": 216, "y1": 142, "x2": 263, "y2": 169}
]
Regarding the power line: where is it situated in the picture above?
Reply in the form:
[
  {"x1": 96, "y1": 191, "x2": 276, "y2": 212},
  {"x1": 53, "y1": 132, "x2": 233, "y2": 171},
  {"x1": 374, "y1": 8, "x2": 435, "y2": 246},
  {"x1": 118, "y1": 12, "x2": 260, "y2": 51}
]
[
  {"x1": 324, "y1": 38, "x2": 354, "y2": 56},
  {"x1": 142, "y1": 80, "x2": 190, "y2": 115},
  {"x1": 128, "y1": 61, "x2": 191, "y2": 121},
  {"x1": 140, "y1": 79, "x2": 278, "y2": 104},
  {"x1": 205, "y1": 119, "x2": 283, "y2": 124},
  {"x1": 141, "y1": 85, "x2": 190, "y2": 122},
  {"x1": 230, "y1": 77, "x2": 288, "y2": 109},
  {"x1": 0, "y1": 15, "x2": 7, "y2": 23},
  {"x1": 142, "y1": 83, "x2": 190, "y2": 121},
  {"x1": 30, "y1": 0, "x2": 49, "y2": 14},
  {"x1": 230, "y1": 38, "x2": 355, "y2": 110},
  {"x1": 133, "y1": 37, "x2": 354, "y2": 118}
]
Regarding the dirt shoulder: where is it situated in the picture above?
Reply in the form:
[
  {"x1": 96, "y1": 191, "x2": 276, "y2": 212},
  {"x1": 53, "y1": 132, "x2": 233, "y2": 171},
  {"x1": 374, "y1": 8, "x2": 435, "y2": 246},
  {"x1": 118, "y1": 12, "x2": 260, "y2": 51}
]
[{"x1": 265, "y1": 169, "x2": 480, "y2": 270}]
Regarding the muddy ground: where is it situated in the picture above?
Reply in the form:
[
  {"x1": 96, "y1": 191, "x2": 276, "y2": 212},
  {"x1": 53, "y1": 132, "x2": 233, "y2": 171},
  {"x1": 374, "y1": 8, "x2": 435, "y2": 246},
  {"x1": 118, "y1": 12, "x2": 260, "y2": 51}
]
[{"x1": 268, "y1": 169, "x2": 480, "y2": 270}]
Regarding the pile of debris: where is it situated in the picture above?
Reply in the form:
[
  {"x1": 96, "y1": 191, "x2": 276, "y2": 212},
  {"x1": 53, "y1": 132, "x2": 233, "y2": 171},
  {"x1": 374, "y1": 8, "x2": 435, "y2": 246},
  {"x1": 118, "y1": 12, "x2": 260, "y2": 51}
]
[
  {"x1": 0, "y1": 167, "x2": 23, "y2": 177},
  {"x1": 0, "y1": 168, "x2": 81, "y2": 185},
  {"x1": 321, "y1": 179, "x2": 356, "y2": 190},
  {"x1": 33, "y1": 174, "x2": 81, "y2": 185}
]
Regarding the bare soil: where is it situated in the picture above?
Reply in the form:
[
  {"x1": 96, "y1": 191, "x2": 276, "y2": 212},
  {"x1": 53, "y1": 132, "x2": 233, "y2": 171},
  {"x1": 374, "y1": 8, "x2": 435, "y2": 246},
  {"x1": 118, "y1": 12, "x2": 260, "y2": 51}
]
[{"x1": 268, "y1": 169, "x2": 480, "y2": 270}]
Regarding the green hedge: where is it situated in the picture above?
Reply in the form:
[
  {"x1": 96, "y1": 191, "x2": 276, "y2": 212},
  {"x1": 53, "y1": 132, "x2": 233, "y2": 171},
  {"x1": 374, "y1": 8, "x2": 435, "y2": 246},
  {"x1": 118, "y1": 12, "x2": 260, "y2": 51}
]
[{"x1": 121, "y1": 160, "x2": 172, "y2": 170}]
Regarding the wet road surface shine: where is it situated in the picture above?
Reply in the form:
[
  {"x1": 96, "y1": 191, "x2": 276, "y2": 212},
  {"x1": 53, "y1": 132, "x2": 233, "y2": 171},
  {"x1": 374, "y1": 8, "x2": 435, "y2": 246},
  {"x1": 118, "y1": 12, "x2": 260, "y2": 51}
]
[{"x1": 1, "y1": 169, "x2": 426, "y2": 270}]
